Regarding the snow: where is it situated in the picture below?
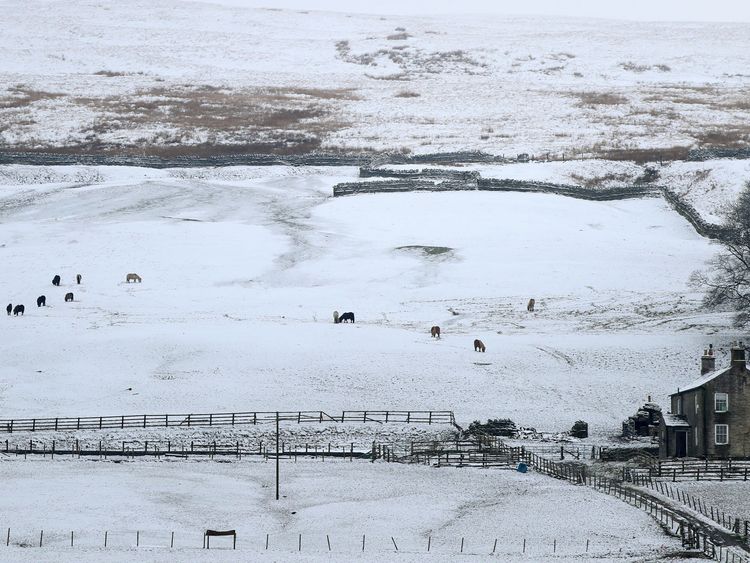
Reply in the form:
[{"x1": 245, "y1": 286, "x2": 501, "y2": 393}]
[
  {"x1": 1, "y1": 1, "x2": 750, "y2": 155},
  {"x1": 0, "y1": 458, "x2": 684, "y2": 560},
  {"x1": 0, "y1": 165, "x2": 731, "y2": 435}
]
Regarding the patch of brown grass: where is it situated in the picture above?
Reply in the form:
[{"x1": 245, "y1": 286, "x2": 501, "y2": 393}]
[
  {"x1": 574, "y1": 92, "x2": 628, "y2": 106},
  {"x1": 394, "y1": 91, "x2": 420, "y2": 98},
  {"x1": 601, "y1": 146, "x2": 691, "y2": 163},
  {"x1": 0, "y1": 85, "x2": 65, "y2": 109}
]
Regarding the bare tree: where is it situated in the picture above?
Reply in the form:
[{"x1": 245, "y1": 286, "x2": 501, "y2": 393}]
[{"x1": 693, "y1": 182, "x2": 750, "y2": 326}]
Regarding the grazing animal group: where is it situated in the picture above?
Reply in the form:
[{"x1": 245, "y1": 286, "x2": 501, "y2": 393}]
[{"x1": 8, "y1": 273, "x2": 87, "y2": 318}]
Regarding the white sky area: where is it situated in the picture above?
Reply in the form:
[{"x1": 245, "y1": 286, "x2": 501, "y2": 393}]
[{"x1": 212, "y1": 0, "x2": 750, "y2": 22}]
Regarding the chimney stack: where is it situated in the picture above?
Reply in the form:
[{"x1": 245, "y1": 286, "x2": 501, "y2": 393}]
[
  {"x1": 731, "y1": 341, "x2": 747, "y2": 374},
  {"x1": 701, "y1": 344, "x2": 716, "y2": 375}
]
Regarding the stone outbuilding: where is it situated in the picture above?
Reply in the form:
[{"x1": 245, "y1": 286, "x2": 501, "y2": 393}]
[{"x1": 660, "y1": 342, "x2": 750, "y2": 458}]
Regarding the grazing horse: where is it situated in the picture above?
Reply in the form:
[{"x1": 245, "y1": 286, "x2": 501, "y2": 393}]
[
  {"x1": 474, "y1": 339, "x2": 486, "y2": 352},
  {"x1": 339, "y1": 312, "x2": 355, "y2": 323},
  {"x1": 6, "y1": 303, "x2": 11, "y2": 316},
  {"x1": 76, "y1": 274, "x2": 82, "y2": 284},
  {"x1": 37, "y1": 295, "x2": 46, "y2": 307},
  {"x1": 126, "y1": 273, "x2": 142, "y2": 283},
  {"x1": 52, "y1": 274, "x2": 61, "y2": 286},
  {"x1": 13, "y1": 304, "x2": 24, "y2": 316},
  {"x1": 333, "y1": 310, "x2": 340, "y2": 324},
  {"x1": 64, "y1": 292, "x2": 74, "y2": 302},
  {"x1": 527, "y1": 298, "x2": 535, "y2": 312},
  {"x1": 430, "y1": 326, "x2": 441, "y2": 339}
]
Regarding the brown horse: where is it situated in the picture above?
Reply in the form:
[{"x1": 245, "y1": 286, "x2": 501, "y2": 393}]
[
  {"x1": 126, "y1": 273, "x2": 142, "y2": 283},
  {"x1": 474, "y1": 339, "x2": 485, "y2": 352},
  {"x1": 430, "y1": 326, "x2": 441, "y2": 338},
  {"x1": 527, "y1": 298, "x2": 535, "y2": 312}
]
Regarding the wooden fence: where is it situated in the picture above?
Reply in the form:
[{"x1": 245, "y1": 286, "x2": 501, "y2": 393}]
[
  {"x1": 515, "y1": 448, "x2": 750, "y2": 563},
  {"x1": 624, "y1": 471, "x2": 750, "y2": 541},
  {"x1": 0, "y1": 410, "x2": 457, "y2": 433},
  {"x1": 658, "y1": 459, "x2": 750, "y2": 481},
  {"x1": 2, "y1": 438, "x2": 384, "y2": 461}
]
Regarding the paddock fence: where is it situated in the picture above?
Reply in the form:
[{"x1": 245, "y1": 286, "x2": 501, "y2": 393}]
[
  {"x1": 0, "y1": 410, "x2": 458, "y2": 434},
  {"x1": 1, "y1": 438, "x2": 378, "y2": 461},
  {"x1": 516, "y1": 448, "x2": 750, "y2": 562},
  {"x1": 658, "y1": 459, "x2": 750, "y2": 481},
  {"x1": 623, "y1": 470, "x2": 750, "y2": 544}
]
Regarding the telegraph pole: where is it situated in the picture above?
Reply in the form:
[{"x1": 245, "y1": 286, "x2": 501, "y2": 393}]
[{"x1": 275, "y1": 411, "x2": 280, "y2": 500}]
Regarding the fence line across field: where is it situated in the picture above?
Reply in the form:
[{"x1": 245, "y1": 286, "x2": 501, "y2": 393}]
[
  {"x1": 0, "y1": 410, "x2": 457, "y2": 433},
  {"x1": 2, "y1": 438, "x2": 381, "y2": 460},
  {"x1": 0, "y1": 527, "x2": 651, "y2": 556}
]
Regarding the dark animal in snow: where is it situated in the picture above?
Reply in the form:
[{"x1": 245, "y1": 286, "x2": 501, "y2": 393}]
[
  {"x1": 37, "y1": 295, "x2": 46, "y2": 307},
  {"x1": 13, "y1": 304, "x2": 24, "y2": 316},
  {"x1": 339, "y1": 312, "x2": 355, "y2": 323}
]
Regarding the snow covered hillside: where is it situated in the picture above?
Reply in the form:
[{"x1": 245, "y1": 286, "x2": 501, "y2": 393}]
[
  {"x1": 0, "y1": 165, "x2": 733, "y2": 436},
  {"x1": 1, "y1": 0, "x2": 750, "y2": 156}
]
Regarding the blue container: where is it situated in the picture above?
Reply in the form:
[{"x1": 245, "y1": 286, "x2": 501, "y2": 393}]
[{"x1": 516, "y1": 463, "x2": 528, "y2": 473}]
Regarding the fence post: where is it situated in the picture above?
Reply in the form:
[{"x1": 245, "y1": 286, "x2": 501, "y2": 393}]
[
  {"x1": 6, "y1": 528, "x2": 9, "y2": 546},
  {"x1": 39, "y1": 530, "x2": 43, "y2": 548}
]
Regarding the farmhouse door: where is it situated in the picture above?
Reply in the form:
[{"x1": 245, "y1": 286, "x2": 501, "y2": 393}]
[{"x1": 675, "y1": 431, "x2": 687, "y2": 458}]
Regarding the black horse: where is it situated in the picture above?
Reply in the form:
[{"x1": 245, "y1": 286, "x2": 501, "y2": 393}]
[
  {"x1": 340, "y1": 312, "x2": 355, "y2": 323},
  {"x1": 76, "y1": 274, "x2": 82, "y2": 284},
  {"x1": 6, "y1": 303, "x2": 11, "y2": 316},
  {"x1": 64, "y1": 292, "x2": 74, "y2": 302},
  {"x1": 52, "y1": 275, "x2": 61, "y2": 286},
  {"x1": 13, "y1": 304, "x2": 24, "y2": 316},
  {"x1": 37, "y1": 295, "x2": 46, "y2": 307}
]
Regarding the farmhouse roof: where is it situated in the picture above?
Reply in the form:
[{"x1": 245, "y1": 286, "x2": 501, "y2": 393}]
[
  {"x1": 662, "y1": 413, "x2": 690, "y2": 428},
  {"x1": 675, "y1": 366, "x2": 726, "y2": 394}
]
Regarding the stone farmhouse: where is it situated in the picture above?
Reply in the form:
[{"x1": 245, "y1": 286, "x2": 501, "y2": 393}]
[{"x1": 660, "y1": 343, "x2": 749, "y2": 459}]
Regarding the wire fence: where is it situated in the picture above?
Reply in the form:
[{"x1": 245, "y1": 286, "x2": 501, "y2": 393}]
[
  {"x1": 0, "y1": 527, "x2": 669, "y2": 557},
  {"x1": 0, "y1": 410, "x2": 457, "y2": 434}
]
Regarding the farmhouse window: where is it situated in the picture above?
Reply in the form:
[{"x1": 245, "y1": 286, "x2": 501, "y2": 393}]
[
  {"x1": 715, "y1": 424, "x2": 729, "y2": 445},
  {"x1": 715, "y1": 393, "x2": 728, "y2": 413}
]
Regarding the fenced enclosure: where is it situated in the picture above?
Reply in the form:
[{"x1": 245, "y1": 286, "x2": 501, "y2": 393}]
[
  {"x1": 0, "y1": 410, "x2": 457, "y2": 433},
  {"x1": 517, "y1": 448, "x2": 750, "y2": 563}
]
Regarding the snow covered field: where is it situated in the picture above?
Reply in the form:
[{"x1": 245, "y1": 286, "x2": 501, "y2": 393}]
[
  {"x1": 0, "y1": 164, "x2": 740, "y2": 561},
  {"x1": 0, "y1": 458, "x2": 684, "y2": 561},
  {"x1": 1, "y1": 0, "x2": 750, "y2": 156},
  {"x1": 0, "y1": 165, "x2": 733, "y2": 433}
]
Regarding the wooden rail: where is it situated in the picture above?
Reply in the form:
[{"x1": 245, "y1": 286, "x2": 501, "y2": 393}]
[
  {"x1": 0, "y1": 410, "x2": 457, "y2": 433},
  {"x1": 659, "y1": 459, "x2": 750, "y2": 481}
]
